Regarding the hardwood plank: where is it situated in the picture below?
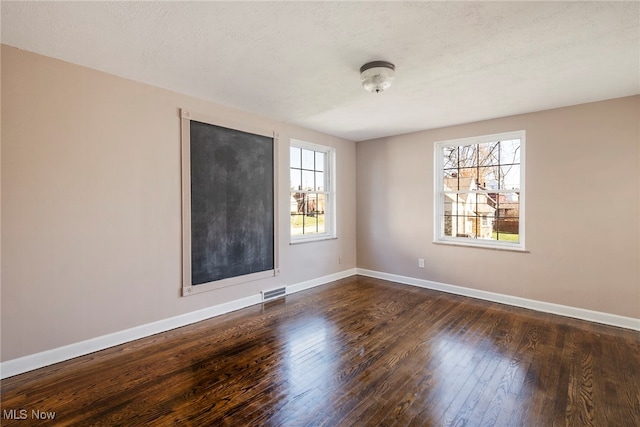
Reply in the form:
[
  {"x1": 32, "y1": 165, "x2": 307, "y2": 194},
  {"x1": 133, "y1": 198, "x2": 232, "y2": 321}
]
[
  {"x1": 475, "y1": 316, "x2": 530, "y2": 427},
  {"x1": 2, "y1": 275, "x2": 639, "y2": 426}
]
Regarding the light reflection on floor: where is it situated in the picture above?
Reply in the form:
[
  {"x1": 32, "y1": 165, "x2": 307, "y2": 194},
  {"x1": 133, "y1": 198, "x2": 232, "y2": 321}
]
[
  {"x1": 267, "y1": 302, "x2": 536, "y2": 425},
  {"x1": 421, "y1": 328, "x2": 528, "y2": 425},
  {"x1": 274, "y1": 315, "x2": 338, "y2": 421}
]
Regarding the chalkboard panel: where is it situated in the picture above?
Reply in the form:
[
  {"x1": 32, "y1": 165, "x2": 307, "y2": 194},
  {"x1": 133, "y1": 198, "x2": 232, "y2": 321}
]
[{"x1": 181, "y1": 110, "x2": 277, "y2": 295}]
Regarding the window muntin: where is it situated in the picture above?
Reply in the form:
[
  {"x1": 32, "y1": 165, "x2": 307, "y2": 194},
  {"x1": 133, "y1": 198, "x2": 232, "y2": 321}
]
[
  {"x1": 290, "y1": 140, "x2": 335, "y2": 242},
  {"x1": 434, "y1": 131, "x2": 525, "y2": 250}
]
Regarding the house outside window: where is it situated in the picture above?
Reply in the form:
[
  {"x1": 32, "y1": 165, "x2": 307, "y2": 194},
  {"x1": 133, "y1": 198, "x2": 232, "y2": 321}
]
[
  {"x1": 290, "y1": 140, "x2": 336, "y2": 243},
  {"x1": 434, "y1": 131, "x2": 525, "y2": 250}
]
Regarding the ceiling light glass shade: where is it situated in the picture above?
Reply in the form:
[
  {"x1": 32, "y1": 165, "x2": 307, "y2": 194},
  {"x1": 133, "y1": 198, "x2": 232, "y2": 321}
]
[{"x1": 360, "y1": 61, "x2": 395, "y2": 93}]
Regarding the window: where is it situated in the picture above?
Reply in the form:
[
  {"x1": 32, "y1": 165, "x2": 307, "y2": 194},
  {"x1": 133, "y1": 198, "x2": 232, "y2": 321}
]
[
  {"x1": 434, "y1": 130, "x2": 525, "y2": 250},
  {"x1": 290, "y1": 140, "x2": 336, "y2": 242}
]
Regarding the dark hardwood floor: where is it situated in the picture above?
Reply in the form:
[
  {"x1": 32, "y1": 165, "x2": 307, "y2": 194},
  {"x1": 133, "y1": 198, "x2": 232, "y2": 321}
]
[{"x1": 2, "y1": 275, "x2": 639, "y2": 426}]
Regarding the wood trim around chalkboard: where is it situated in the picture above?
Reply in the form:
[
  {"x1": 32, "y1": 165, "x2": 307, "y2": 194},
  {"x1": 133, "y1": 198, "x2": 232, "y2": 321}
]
[{"x1": 180, "y1": 109, "x2": 279, "y2": 297}]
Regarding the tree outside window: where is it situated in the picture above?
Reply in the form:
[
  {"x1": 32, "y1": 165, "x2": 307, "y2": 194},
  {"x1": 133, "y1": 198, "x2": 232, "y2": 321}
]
[{"x1": 434, "y1": 131, "x2": 525, "y2": 250}]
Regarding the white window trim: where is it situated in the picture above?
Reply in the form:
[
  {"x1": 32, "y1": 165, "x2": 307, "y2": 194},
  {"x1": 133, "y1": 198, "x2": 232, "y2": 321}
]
[
  {"x1": 290, "y1": 139, "x2": 337, "y2": 244},
  {"x1": 433, "y1": 130, "x2": 526, "y2": 251}
]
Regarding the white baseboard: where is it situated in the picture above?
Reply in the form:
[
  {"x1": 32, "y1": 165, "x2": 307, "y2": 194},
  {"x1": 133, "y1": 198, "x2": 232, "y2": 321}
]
[
  {"x1": 3, "y1": 267, "x2": 635, "y2": 379},
  {"x1": 287, "y1": 268, "x2": 357, "y2": 295},
  {"x1": 0, "y1": 268, "x2": 356, "y2": 379},
  {"x1": 357, "y1": 268, "x2": 640, "y2": 331}
]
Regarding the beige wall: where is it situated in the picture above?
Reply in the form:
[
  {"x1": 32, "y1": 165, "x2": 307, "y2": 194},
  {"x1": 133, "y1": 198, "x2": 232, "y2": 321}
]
[
  {"x1": 0, "y1": 46, "x2": 357, "y2": 362},
  {"x1": 357, "y1": 96, "x2": 640, "y2": 319},
  {"x1": 2, "y1": 44, "x2": 638, "y2": 364}
]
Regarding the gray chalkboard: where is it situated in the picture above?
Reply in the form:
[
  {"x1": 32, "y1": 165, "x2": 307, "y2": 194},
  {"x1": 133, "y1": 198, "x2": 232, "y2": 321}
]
[{"x1": 189, "y1": 120, "x2": 274, "y2": 286}]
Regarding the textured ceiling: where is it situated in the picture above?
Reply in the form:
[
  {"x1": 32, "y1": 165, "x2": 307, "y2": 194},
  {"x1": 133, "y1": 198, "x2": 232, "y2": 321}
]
[{"x1": 2, "y1": 1, "x2": 639, "y2": 141}]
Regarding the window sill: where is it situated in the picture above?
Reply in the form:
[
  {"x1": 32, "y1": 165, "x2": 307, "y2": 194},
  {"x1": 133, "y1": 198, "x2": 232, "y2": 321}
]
[
  {"x1": 290, "y1": 236, "x2": 338, "y2": 245},
  {"x1": 433, "y1": 240, "x2": 529, "y2": 253}
]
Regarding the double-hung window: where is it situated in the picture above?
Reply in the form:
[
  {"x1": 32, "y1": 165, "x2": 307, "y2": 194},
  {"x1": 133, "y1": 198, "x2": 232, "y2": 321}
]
[
  {"x1": 290, "y1": 140, "x2": 336, "y2": 243},
  {"x1": 434, "y1": 130, "x2": 525, "y2": 250}
]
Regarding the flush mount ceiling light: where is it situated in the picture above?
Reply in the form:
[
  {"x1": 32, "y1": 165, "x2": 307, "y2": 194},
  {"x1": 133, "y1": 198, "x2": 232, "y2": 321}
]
[{"x1": 360, "y1": 61, "x2": 395, "y2": 93}]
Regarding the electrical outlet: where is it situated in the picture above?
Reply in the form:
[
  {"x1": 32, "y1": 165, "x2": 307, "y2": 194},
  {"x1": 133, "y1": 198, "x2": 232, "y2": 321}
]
[
  {"x1": 339, "y1": 256, "x2": 343, "y2": 264},
  {"x1": 418, "y1": 258, "x2": 425, "y2": 268}
]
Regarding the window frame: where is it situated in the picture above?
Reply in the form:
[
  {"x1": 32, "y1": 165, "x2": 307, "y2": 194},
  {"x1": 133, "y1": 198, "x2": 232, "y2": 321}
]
[
  {"x1": 289, "y1": 139, "x2": 336, "y2": 244},
  {"x1": 433, "y1": 130, "x2": 526, "y2": 251}
]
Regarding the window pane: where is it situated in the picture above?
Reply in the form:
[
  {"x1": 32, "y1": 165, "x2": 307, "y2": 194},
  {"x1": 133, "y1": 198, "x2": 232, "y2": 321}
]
[
  {"x1": 307, "y1": 215, "x2": 320, "y2": 234},
  {"x1": 290, "y1": 214, "x2": 304, "y2": 236},
  {"x1": 289, "y1": 193, "x2": 324, "y2": 235},
  {"x1": 458, "y1": 169, "x2": 479, "y2": 186},
  {"x1": 478, "y1": 141, "x2": 500, "y2": 167},
  {"x1": 443, "y1": 194, "x2": 454, "y2": 214},
  {"x1": 302, "y1": 148, "x2": 314, "y2": 170},
  {"x1": 315, "y1": 193, "x2": 326, "y2": 214},
  {"x1": 496, "y1": 194, "x2": 520, "y2": 219},
  {"x1": 306, "y1": 193, "x2": 320, "y2": 214},
  {"x1": 309, "y1": 193, "x2": 322, "y2": 216},
  {"x1": 290, "y1": 169, "x2": 301, "y2": 191},
  {"x1": 290, "y1": 147, "x2": 301, "y2": 168},
  {"x1": 476, "y1": 170, "x2": 493, "y2": 189},
  {"x1": 473, "y1": 196, "x2": 496, "y2": 219},
  {"x1": 491, "y1": 219, "x2": 520, "y2": 242},
  {"x1": 458, "y1": 214, "x2": 476, "y2": 237},
  {"x1": 441, "y1": 193, "x2": 510, "y2": 239},
  {"x1": 443, "y1": 173, "x2": 459, "y2": 190},
  {"x1": 500, "y1": 139, "x2": 521, "y2": 165},
  {"x1": 445, "y1": 214, "x2": 463, "y2": 237},
  {"x1": 443, "y1": 146, "x2": 458, "y2": 169},
  {"x1": 315, "y1": 213, "x2": 326, "y2": 234},
  {"x1": 444, "y1": 193, "x2": 464, "y2": 215},
  {"x1": 315, "y1": 152, "x2": 324, "y2": 172},
  {"x1": 302, "y1": 170, "x2": 314, "y2": 191},
  {"x1": 493, "y1": 218, "x2": 519, "y2": 239},
  {"x1": 500, "y1": 164, "x2": 520, "y2": 190},
  {"x1": 290, "y1": 141, "x2": 334, "y2": 241},
  {"x1": 436, "y1": 131, "x2": 524, "y2": 248},
  {"x1": 443, "y1": 215, "x2": 453, "y2": 237},
  {"x1": 475, "y1": 214, "x2": 494, "y2": 239},
  {"x1": 291, "y1": 192, "x2": 304, "y2": 214},
  {"x1": 315, "y1": 172, "x2": 324, "y2": 191},
  {"x1": 444, "y1": 214, "x2": 469, "y2": 237},
  {"x1": 458, "y1": 144, "x2": 477, "y2": 168},
  {"x1": 444, "y1": 173, "x2": 479, "y2": 191}
]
